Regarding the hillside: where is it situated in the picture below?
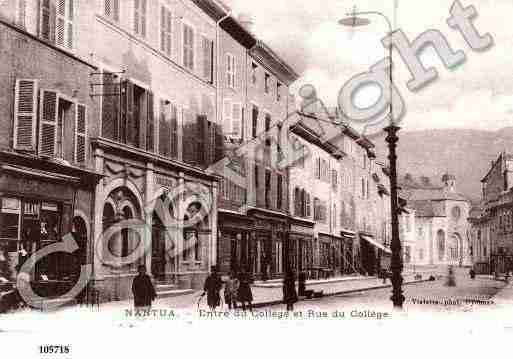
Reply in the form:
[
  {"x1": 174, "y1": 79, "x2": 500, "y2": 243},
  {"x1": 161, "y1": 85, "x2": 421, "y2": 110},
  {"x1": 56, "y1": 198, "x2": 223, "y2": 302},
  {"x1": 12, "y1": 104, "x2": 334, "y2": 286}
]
[{"x1": 372, "y1": 128, "x2": 513, "y2": 202}]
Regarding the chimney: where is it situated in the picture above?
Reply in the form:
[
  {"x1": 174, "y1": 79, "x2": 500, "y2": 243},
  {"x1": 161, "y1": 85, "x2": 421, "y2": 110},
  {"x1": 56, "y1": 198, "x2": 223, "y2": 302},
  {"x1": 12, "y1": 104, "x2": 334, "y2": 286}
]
[{"x1": 238, "y1": 13, "x2": 254, "y2": 33}]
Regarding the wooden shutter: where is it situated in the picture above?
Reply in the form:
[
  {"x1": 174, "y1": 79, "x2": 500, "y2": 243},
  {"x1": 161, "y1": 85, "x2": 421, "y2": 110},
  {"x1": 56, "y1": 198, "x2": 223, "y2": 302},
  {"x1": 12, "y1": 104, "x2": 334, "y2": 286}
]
[
  {"x1": 120, "y1": 80, "x2": 133, "y2": 145},
  {"x1": 158, "y1": 99, "x2": 169, "y2": 156},
  {"x1": 134, "y1": 0, "x2": 140, "y2": 34},
  {"x1": 56, "y1": 0, "x2": 72, "y2": 49},
  {"x1": 13, "y1": 79, "x2": 38, "y2": 151},
  {"x1": 170, "y1": 104, "x2": 178, "y2": 159},
  {"x1": 306, "y1": 193, "x2": 311, "y2": 217},
  {"x1": 140, "y1": 0, "x2": 146, "y2": 37},
  {"x1": 196, "y1": 115, "x2": 207, "y2": 166},
  {"x1": 39, "y1": 89, "x2": 58, "y2": 157},
  {"x1": 202, "y1": 37, "x2": 213, "y2": 82},
  {"x1": 146, "y1": 91, "x2": 154, "y2": 152},
  {"x1": 40, "y1": 0, "x2": 55, "y2": 42},
  {"x1": 75, "y1": 103, "x2": 87, "y2": 163},
  {"x1": 160, "y1": 6, "x2": 172, "y2": 56},
  {"x1": 223, "y1": 99, "x2": 231, "y2": 137},
  {"x1": 231, "y1": 103, "x2": 242, "y2": 139},
  {"x1": 182, "y1": 108, "x2": 194, "y2": 164},
  {"x1": 101, "y1": 71, "x2": 120, "y2": 140}
]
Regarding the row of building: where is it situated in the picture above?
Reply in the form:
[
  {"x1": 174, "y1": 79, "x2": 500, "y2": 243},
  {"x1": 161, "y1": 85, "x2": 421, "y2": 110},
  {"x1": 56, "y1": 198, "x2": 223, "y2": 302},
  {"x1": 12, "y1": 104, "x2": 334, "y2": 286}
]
[
  {"x1": 0, "y1": 0, "x2": 395, "y2": 302},
  {"x1": 468, "y1": 152, "x2": 513, "y2": 275}
]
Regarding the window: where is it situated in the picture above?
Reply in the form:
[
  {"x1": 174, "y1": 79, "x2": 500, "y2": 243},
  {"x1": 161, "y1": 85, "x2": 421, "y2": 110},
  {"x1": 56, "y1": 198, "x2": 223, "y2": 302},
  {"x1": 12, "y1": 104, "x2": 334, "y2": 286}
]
[
  {"x1": 277, "y1": 174, "x2": 283, "y2": 210},
  {"x1": 13, "y1": 79, "x2": 38, "y2": 151},
  {"x1": 134, "y1": 0, "x2": 147, "y2": 37},
  {"x1": 254, "y1": 165, "x2": 259, "y2": 188},
  {"x1": 104, "y1": 0, "x2": 120, "y2": 22},
  {"x1": 252, "y1": 105, "x2": 258, "y2": 138},
  {"x1": 276, "y1": 82, "x2": 282, "y2": 101},
  {"x1": 265, "y1": 169, "x2": 271, "y2": 209},
  {"x1": 74, "y1": 103, "x2": 87, "y2": 163},
  {"x1": 183, "y1": 23, "x2": 194, "y2": 71},
  {"x1": 314, "y1": 198, "x2": 327, "y2": 223},
  {"x1": 202, "y1": 37, "x2": 214, "y2": 83},
  {"x1": 16, "y1": 0, "x2": 26, "y2": 27},
  {"x1": 332, "y1": 169, "x2": 338, "y2": 191},
  {"x1": 251, "y1": 62, "x2": 258, "y2": 85},
  {"x1": 265, "y1": 114, "x2": 271, "y2": 147},
  {"x1": 264, "y1": 73, "x2": 270, "y2": 94},
  {"x1": 0, "y1": 198, "x2": 21, "y2": 253},
  {"x1": 361, "y1": 178, "x2": 365, "y2": 198},
  {"x1": 333, "y1": 205, "x2": 337, "y2": 228},
  {"x1": 158, "y1": 99, "x2": 178, "y2": 159},
  {"x1": 160, "y1": 5, "x2": 172, "y2": 56},
  {"x1": 40, "y1": 0, "x2": 74, "y2": 49},
  {"x1": 118, "y1": 80, "x2": 154, "y2": 151},
  {"x1": 223, "y1": 100, "x2": 242, "y2": 139},
  {"x1": 226, "y1": 54, "x2": 236, "y2": 89}
]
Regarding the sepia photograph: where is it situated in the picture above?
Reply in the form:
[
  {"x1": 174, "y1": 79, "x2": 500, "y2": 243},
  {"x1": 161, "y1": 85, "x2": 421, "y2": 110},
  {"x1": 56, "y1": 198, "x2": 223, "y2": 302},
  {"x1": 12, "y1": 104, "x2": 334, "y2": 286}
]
[{"x1": 0, "y1": 0, "x2": 511, "y2": 357}]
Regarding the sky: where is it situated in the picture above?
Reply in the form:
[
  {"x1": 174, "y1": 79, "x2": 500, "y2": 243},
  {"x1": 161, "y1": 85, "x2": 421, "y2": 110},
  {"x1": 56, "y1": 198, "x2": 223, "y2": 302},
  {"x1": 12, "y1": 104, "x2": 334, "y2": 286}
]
[{"x1": 224, "y1": 0, "x2": 513, "y2": 132}]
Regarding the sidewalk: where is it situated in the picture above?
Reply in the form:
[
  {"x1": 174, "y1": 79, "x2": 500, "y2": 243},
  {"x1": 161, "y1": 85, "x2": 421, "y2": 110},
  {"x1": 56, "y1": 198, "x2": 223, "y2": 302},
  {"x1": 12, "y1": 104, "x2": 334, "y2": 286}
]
[
  {"x1": 96, "y1": 273, "x2": 429, "y2": 311},
  {"x1": 490, "y1": 280, "x2": 513, "y2": 306}
]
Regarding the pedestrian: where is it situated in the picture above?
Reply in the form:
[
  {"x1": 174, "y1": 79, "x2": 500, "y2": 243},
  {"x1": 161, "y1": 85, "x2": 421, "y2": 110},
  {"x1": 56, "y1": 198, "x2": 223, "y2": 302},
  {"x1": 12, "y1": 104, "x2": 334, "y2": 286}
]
[
  {"x1": 469, "y1": 267, "x2": 476, "y2": 280},
  {"x1": 236, "y1": 271, "x2": 253, "y2": 311},
  {"x1": 283, "y1": 269, "x2": 298, "y2": 311},
  {"x1": 131, "y1": 265, "x2": 157, "y2": 310},
  {"x1": 224, "y1": 271, "x2": 239, "y2": 310},
  {"x1": 202, "y1": 266, "x2": 223, "y2": 310},
  {"x1": 445, "y1": 265, "x2": 456, "y2": 287}
]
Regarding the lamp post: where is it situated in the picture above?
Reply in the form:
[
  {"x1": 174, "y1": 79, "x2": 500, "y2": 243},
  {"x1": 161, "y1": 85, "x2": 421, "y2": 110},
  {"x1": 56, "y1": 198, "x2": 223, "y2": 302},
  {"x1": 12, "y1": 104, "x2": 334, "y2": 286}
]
[{"x1": 339, "y1": 10, "x2": 405, "y2": 309}]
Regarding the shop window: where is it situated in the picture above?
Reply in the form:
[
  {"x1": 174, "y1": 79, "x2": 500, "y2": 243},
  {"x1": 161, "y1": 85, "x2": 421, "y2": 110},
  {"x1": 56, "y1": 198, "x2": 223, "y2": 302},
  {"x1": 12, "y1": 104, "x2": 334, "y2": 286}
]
[{"x1": 0, "y1": 198, "x2": 21, "y2": 253}]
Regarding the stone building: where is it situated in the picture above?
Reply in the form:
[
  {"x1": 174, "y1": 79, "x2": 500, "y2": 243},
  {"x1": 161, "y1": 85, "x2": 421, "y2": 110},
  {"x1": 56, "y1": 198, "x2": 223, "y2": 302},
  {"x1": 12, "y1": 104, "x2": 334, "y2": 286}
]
[
  {"x1": 0, "y1": 7, "x2": 102, "y2": 300},
  {"x1": 469, "y1": 152, "x2": 513, "y2": 274},
  {"x1": 399, "y1": 173, "x2": 472, "y2": 267}
]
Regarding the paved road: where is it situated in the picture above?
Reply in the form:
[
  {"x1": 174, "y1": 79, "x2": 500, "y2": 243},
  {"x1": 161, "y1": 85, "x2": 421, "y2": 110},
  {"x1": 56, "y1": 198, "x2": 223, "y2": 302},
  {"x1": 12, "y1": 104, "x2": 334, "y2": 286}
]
[{"x1": 265, "y1": 267, "x2": 506, "y2": 313}]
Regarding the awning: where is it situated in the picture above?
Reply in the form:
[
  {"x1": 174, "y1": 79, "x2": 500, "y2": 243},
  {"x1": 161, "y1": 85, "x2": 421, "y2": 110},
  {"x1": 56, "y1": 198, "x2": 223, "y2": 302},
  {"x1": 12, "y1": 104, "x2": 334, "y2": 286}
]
[{"x1": 360, "y1": 234, "x2": 392, "y2": 254}]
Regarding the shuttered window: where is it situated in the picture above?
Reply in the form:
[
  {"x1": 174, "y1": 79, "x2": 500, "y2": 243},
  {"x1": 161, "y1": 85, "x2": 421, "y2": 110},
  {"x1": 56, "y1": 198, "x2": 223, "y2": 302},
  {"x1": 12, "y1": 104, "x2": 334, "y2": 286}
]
[
  {"x1": 160, "y1": 6, "x2": 172, "y2": 56},
  {"x1": 101, "y1": 71, "x2": 120, "y2": 141},
  {"x1": 104, "y1": 0, "x2": 120, "y2": 22},
  {"x1": 39, "y1": 90, "x2": 58, "y2": 157},
  {"x1": 223, "y1": 99, "x2": 231, "y2": 137},
  {"x1": 13, "y1": 79, "x2": 38, "y2": 151},
  {"x1": 170, "y1": 104, "x2": 178, "y2": 159},
  {"x1": 182, "y1": 23, "x2": 194, "y2": 71},
  {"x1": 146, "y1": 91, "x2": 154, "y2": 152},
  {"x1": 231, "y1": 103, "x2": 242, "y2": 139},
  {"x1": 40, "y1": 0, "x2": 53, "y2": 41},
  {"x1": 202, "y1": 37, "x2": 213, "y2": 83},
  {"x1": 158, "y1": 99, "x2": 170, "y2": 157},
  {"x1": 134, "y1": 0, "x2": 147, "y2": 37},
  {"x1": 75, "y1": 103, "x2": 87, "y2": 163},
  {"x1": 56, "y1": 0, "x2": 73, "y2": 49},
  {"x1": 226, "y1": 53, "x2": 236, "y2": 89},
  {"x1": 196, "y1": 115, "x2": 207, "y2": 166}
]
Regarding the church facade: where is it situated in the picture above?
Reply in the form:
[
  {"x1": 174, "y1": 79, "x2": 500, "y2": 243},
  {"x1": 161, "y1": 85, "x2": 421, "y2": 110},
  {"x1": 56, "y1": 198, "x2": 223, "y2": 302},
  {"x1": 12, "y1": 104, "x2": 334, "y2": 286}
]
[{"x1": 399, "y1": 174, "x2": 472, "y2": 267}]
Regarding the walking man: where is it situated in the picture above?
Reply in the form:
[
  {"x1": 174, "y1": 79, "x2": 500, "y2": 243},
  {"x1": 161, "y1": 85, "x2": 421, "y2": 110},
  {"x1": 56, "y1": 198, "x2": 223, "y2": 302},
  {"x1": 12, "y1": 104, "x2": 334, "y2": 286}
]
[
  {"x1": 283, "y1": 269, "x2": 298, "y2": 311},
  {"x1": 202, "y1": 266, "x2": 223, "y2": 310},
  {"x1": 131, "y1": 265, "x2": 157, "y2": 310}
]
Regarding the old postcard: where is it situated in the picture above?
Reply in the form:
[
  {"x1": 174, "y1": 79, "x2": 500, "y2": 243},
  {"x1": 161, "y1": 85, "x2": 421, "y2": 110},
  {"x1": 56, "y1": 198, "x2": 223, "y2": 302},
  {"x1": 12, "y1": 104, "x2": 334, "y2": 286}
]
[{"x1": 0, "y1": 0, "x2": 512, "y2": 358}]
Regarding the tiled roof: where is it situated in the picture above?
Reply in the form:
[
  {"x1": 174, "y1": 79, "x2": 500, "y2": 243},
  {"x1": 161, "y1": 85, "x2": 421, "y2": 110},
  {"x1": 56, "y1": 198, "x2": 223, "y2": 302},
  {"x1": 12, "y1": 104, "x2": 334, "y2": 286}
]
[{"x1": 408, "y1": 200, "x2": 446, "y2": 217}]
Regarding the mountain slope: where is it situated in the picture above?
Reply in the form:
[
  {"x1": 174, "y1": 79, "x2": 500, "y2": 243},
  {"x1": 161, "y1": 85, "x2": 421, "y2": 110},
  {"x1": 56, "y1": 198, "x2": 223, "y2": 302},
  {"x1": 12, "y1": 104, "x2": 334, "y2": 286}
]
[{"x1": 372, "y1": 128, "x2": 513, "y2": 201}]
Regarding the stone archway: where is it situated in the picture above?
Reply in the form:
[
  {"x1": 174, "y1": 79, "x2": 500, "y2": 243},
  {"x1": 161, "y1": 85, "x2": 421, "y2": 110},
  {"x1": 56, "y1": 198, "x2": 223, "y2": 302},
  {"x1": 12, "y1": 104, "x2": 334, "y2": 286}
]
[{"x1": 101, "y1": 187, "x2": 144, "y2": 270}]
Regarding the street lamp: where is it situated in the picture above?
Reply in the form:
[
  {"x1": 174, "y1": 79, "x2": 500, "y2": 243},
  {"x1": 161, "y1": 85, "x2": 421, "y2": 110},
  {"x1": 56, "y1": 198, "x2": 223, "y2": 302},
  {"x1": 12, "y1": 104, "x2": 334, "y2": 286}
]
[{"x1": 338, "y1": 10, "x2": 405, "y2": 309}]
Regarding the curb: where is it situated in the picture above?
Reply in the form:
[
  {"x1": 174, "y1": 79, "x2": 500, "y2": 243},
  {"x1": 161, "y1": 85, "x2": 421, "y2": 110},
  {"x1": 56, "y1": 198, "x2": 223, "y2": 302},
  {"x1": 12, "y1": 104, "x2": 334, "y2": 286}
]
[{"x1": 249, "y1": 278, "x2": 432, "y2": 309}]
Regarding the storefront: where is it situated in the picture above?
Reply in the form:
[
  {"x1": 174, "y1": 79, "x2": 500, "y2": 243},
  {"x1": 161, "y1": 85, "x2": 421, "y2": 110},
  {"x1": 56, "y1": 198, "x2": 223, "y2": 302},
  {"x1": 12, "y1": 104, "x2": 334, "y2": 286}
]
[
  {"x1": 248, "y1": 208, "x2": 289, "y2": 280},
  {"x1": 359, "y1": 232, "x2": 391, "y2": 275},
  {"x1": 341, "y1": 230, "x2": 357, "y2": 274},
  {"x1": 0, "y1": 151, "x2": 100, "y2": 297},
  {"x1": 217, "y1": 210, "x2": 253, "y2": 275},
  {"x1": 289, "y1": 218, "x2": 314, "y2": 275}
]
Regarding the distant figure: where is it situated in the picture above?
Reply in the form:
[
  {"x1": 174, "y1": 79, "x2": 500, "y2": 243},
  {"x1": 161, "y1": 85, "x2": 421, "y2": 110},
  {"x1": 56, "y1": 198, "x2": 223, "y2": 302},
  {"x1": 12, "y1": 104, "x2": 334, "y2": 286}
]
[
  {"x1": 203, "y1": 266, "x2": 223, "y2": 310},
  {"x1": 131, "y1": 265, "x2": 157, "y2": 310},
  {"x1": 445, "y1": 265, "x2": 456, "y2": 287},
  {"x1": 224, "y1": 271, "x2": 239, "y2": 310},
  {"x1": 236, "y1": 271, "x2": 253, "y2": 311},
  {"x1": 469, "y1": 267, "x2": 476, "y2": 280},
  {"x1": 283, "y1": 269, "x2": 298, "y2": 311}
]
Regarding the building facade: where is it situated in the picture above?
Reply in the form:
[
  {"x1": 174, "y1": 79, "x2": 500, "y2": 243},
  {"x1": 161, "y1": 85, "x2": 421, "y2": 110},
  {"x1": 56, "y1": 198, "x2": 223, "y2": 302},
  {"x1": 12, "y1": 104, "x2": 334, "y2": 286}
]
[
  {"x1": 400, "y1": 173, "x2": 472, "y2": 267},
  {"x1": 0, "y1": 9, "x2": 101, "y2": 300},
  {"x1": 469, "y1": 152, "x2": 513, "y2": 274}
]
